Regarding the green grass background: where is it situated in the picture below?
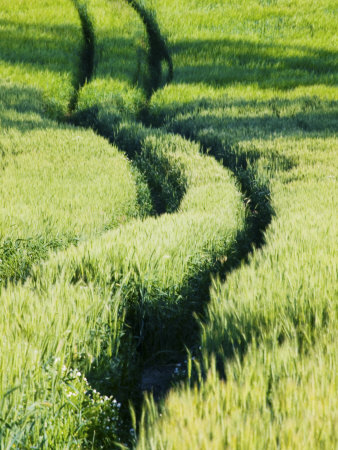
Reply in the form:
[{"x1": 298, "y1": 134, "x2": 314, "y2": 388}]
[{"x1": 0, "y1": 0, "x2": 337, "y2": 448}]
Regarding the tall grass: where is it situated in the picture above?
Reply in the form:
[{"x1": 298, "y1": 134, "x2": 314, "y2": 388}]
[
  {"x1": 1, "y1": 0, "x2": 337, "y2": 447},
  {"x1": 0, "y1": 119, "x2": 245, "y2": 446},
  {"x1": 136, "y1": 0, "x2": 338, "y2": 447},
  {"x1": 0, "y1": 82, "x2": 150, "y2": 286},
  {"x1": 138, "y1": 333, "x2": 337, "y2": 449}
]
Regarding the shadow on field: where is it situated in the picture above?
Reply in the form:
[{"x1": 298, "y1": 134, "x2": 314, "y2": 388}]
[
  {"x1": 0, "y1": 83, "x2": 55, "y2": 131},
  {"x1": 0, "y1": 19, "x2": 138, "y2": 82},
  {"x1": 171, "y1": 38, "x2": 338, "y2": 88},
  {"x1": 150, "y1": 97, "x2": 338, "y2": 139},
  {"x1": 0, "y1": 19, "x2": 81, "y2": 74}
]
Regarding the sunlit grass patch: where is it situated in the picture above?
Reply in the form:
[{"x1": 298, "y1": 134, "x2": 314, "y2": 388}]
[{"x1": 0, "y1": 82, "x2": 148, "y2": 285}]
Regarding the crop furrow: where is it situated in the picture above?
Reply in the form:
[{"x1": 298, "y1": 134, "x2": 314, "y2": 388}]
[
  {"x1": 124, "y1": 0, "x2": 173, "y2": 99},
  {"x1": 68, "y1": 0, "x2": 96, "y2": 113}
]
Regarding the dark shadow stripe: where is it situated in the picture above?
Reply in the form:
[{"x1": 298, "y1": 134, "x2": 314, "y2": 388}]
[
  {"x1": 68, "y1": 0, "x2": 95, "y2": 113},
  {"x1": 124, "y1": 0, "x2": 173, "y2": 99}
]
